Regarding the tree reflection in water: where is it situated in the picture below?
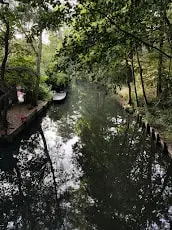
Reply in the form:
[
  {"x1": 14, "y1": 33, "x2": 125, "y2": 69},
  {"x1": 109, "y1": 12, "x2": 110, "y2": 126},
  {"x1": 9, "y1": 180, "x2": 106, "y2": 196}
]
[
  {"x1": 0, "y1": 123, "x2": 80, "y2": 229},
  {"x1": 0, "y1": 82, "x2": 172, "y2": 229}
]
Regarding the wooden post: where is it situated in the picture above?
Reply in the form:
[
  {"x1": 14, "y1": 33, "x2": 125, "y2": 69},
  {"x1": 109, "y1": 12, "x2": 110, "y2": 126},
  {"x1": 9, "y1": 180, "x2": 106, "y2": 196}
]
[
  {"x1": 136, "y1": 114, "x2": 140, "y2": 123},
  {"x1": 157, "y1": 134, "x2": 161, "y2": 145},
  {"x1": 142, "y1": 122, "x2": 146, "y2": 130},
  {"x1": 147, "y1": 124, "x2": 150, "y2": 134},
  {"x1": 139, "y1": 115, "x2": 142, "y2": 126},
  {"x1": 152, "y1": 129, "x2": 156, "y2": 140},
  {"x1": 163, "y1": 142, "x2": 168, "y2": 154}
]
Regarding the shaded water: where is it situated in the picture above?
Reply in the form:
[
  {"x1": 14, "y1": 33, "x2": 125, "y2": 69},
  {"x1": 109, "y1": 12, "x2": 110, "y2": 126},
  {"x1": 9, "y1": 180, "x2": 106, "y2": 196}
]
[{"x1": 0, "y1": 82, "x2": 172, "y2": 230}]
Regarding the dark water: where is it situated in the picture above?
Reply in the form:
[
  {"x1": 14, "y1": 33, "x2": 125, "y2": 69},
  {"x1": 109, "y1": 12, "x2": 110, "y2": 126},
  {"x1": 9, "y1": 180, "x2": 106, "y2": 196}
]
[{"x1": 0, "y1": 82, "x2": 172, "y2": 230}]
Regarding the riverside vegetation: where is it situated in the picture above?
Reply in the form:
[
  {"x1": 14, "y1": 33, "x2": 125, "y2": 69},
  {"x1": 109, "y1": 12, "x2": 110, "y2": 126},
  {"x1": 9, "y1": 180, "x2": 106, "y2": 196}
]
[
  {"x1": 1, "y1": 0, "x2": 172, "y2": 143},
  {"x1": 56, "y1": 0, "x2": 172, "y2": 143}
]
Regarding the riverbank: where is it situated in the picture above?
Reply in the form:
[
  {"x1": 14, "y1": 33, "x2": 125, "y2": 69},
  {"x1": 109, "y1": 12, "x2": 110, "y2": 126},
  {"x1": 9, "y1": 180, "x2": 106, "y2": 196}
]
[
  {"x1": 116, "y1": 87, "x2": 172, "y2": 156},
  {"x1": 0, "y1": 100, "x2": 50, "y2": 142}
]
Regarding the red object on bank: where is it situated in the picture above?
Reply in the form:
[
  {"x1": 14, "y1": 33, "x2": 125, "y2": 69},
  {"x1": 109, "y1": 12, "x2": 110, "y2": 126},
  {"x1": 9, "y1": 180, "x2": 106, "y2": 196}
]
[{"x1": 20, "y1": 115, "x2": 27, "y2": 122}]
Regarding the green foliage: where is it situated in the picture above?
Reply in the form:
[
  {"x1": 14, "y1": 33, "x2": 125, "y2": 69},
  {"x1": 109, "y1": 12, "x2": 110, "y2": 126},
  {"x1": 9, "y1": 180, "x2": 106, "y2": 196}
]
[
  {"x1": 55, "y1": 71, "x2": 69, "y2": 85},
  {"x1": 0, "y1": 0, "x2": 72, "y2": 105},
  {"x1": 38, "y1": 75, "x2": 52, "y2": 100},
  {"x1": 46, "y1": 67, "x2": 70, "y2": 87},
  {"x1": 5, "y1": 47, "x2": 36, "y2": 89},
  {"x1": 38, "y1": 82, "x2": 52, "y2": 100},
  {"x1": 9, "y1": 54, "x2": 35, "y2": 68}
]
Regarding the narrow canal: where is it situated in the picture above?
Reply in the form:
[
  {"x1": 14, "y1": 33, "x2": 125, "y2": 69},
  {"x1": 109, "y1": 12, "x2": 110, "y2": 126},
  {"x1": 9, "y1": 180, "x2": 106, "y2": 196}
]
[{"x1": 0, "y1": 82, "x2": 172, "y2": 230}]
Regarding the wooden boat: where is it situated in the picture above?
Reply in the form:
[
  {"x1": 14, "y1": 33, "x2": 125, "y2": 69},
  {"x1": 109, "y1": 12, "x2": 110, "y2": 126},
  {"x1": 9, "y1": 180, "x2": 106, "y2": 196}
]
[{"x1": 53, "y1": 91, "x2": 67, "y2": 102}]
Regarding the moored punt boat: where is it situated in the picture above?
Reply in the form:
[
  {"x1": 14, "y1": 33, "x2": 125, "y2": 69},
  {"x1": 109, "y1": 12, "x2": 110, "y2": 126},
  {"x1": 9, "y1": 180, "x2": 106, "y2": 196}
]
[{"x1": 52, "y1": 91, "x2": 67, "y2": 102}]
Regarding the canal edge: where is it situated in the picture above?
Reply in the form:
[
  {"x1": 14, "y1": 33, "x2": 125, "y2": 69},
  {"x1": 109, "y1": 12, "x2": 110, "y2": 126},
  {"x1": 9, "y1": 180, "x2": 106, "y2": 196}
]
[
  {"x1": 0, "y1": 100, "x2": 51, "y2": 143},
  {"x1": 115, "y1": 94, "x2": 172, "y2": 157}
]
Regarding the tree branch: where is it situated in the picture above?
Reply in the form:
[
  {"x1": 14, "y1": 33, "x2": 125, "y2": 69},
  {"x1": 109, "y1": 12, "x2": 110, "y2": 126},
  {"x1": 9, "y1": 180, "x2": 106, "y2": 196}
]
[
  {"x1": 19, "y1": 23, "x2": 38, "y2": 55},
  {"x1": 96, "y1": 9, "x2": 172, "y2": 59}
]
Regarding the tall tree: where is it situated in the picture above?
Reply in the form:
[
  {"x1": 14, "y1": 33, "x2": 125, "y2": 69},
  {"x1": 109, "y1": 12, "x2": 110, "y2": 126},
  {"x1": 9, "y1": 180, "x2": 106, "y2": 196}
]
[
  {"x1": 0, "y1": 1, "x2": 15, "y2": 84},
  {"x1": 16, "y1": 0, "x2": 71, "y2": 105}
]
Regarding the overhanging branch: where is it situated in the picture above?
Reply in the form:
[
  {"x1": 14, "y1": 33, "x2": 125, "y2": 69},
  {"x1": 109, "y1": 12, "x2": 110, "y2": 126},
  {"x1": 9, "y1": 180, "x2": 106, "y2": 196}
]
[{"x1": 96, "y1": 9, "x2": 172, "y2": 59}]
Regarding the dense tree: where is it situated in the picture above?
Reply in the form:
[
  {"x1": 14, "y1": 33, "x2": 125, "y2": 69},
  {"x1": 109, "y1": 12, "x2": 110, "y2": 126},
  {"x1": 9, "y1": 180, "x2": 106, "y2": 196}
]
[
  {"x1": 0, "y1": 0, "x2": 72, "y2": 128},
  {"x1": 0, "y1": 1, "x2": 17, "y2": 84},
  {"x1": 16, "y1": 0, "x2": 71, "y2": 104},
  {"x1": 56, "y1": 0, "x2": 172, "y2": 106}
]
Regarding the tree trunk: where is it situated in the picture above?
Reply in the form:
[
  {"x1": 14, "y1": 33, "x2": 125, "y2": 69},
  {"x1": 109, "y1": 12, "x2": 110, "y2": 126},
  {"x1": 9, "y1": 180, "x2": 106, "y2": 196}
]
[
  {"x1": 157, "y1": 0, "x2": 165, "y2": 97},
  {"x1": 136, "y1": 50, "x2": 148, "y2": 105},
  {"x1": 127, "y1": 80, "x2": 132, "y2": 105},
  {"x1": 168, "y1": 53, "x2": 172, "y2": 97},
  {"x1": 157, "y1": 37, "x2": 163, "y2": 97},
  {"x1": 32, "y1": 29, "x2": 43, "y2": 106},
  {"x1": 169, "y1": 57, "x2": 172, "y2": 74},
  {"x1": 126, "y1": 59, "x2": 133, "y2": 105},
  {"x1": 131, "y1": 54, "x2": 139, "y2": 107},
  {"x1": 0, "y1": 19, "x2": 10, "y2": 82}
]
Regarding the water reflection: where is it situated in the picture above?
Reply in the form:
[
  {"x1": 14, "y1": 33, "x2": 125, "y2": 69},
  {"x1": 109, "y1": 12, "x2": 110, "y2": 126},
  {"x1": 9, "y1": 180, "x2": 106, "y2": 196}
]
[{"x1": 0, "y1": 82, "x2": 172, "y2": 229}]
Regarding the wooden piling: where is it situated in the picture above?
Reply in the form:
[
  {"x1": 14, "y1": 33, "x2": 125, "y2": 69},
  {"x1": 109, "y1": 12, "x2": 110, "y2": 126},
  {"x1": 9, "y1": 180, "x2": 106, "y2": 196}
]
[
  {"x1": 152, "y1": 129, "x2": 156, "y2": 140},
  {"x1": 157, "y1": 134, "x2": 161, "y2": 145},
  {"x1": 139, "y1": 115, "x2": 142, "y2": 127},
  {"x1": 163, "y1": 142, "x2": 168, "y2": 154},
  {"x1": 142, "y1": 122, "x2": 146, "y2": 130},
  {"x1": 117, "y1": 95, "x2": 172, "y2": 157},
  {"x1": 147, "y1": 124, "x2": 150, "y2": 134},
  {"x1": 136, "y1": 114, "x2": 140, "y2": 123}
]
